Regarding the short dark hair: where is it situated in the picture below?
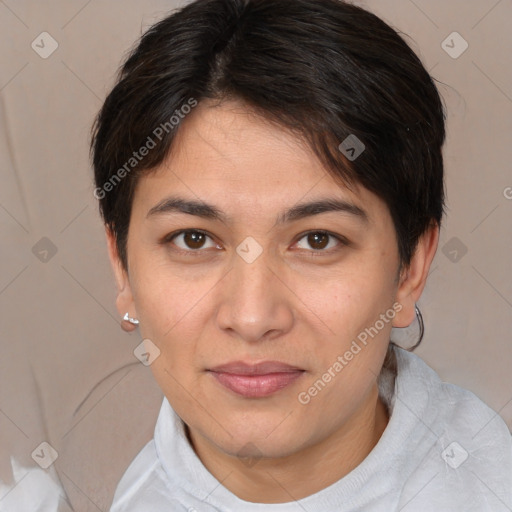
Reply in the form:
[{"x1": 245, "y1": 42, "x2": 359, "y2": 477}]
[{"x1": 91, "y1": 0, "x2": 445, "y2": 273}]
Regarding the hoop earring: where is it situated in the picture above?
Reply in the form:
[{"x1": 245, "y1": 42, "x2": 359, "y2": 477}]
[
  {"x1": 390, "y1": 304, "x2": 424, "y2": 351},
  {"x1": 123, "y1": 312, "x2": 139, "y2": 325},
  {"x1": 407, "y1": 305, "x2": 424, "y2": 351}
]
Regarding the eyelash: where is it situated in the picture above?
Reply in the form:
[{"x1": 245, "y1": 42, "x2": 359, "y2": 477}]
[{"x1": 162, "y1": 229, "x2": 349, "y2": 257}]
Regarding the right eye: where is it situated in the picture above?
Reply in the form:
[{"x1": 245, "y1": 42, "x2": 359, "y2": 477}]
[{"x1": 164, "y1": 229, "x2": 221, "y2": 253}]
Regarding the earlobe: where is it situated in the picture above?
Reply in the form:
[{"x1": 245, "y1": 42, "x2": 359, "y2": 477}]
[
  {"x1": 105, "y1": 226, "x2": 137, "y2": 323},
  {"x1": 393, "y1": 223, "x2": 439, "y2": 328}
]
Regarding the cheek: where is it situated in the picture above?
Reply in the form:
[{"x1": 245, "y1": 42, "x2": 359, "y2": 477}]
[
  {"x1": 291, "y1": 265, "x2": 397, "y2": 395},
  {"x1": 295, "y1": 272, "x2": 393, "y2": 413},
  {"x1": 128, "y1": 271, "x2": 211, "y2": 392},
  {"x1": 131, "y1": 255, "x2": 218, "y2": 335},
  {"x1": 295, "y1": 264, "x2": 396, "y2": 340}
]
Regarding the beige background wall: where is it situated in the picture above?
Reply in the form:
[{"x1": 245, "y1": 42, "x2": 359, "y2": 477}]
[{"x1": 0, "y1": 0, "x2": 511, "y2": 510}]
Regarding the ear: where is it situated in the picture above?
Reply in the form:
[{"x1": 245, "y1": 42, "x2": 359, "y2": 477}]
[
  {"x1": 393, "y1": 222, "x2": 439, "y2": 328},
  {"x1": 105, "y1": 226, "x2": 138, "y2": 331}
]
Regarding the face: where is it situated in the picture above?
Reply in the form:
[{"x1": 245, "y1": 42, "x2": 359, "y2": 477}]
[{"x1": 108, "y1": 99, "x2": 432, "y2": 460}]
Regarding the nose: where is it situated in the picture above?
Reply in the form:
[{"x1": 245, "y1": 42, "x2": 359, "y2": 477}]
[{"x1": 215, "y1": 247, "x2": 294, "y2": 343}]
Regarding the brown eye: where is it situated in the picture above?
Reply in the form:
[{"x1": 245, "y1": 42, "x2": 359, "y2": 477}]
[
  {"x1": 169, "y1": 230, "x2": 217, "y2": 251},
  {"x1": 307, "y1": 232, "x2": 329, "y2": 249},
  {"x1": 295, "y1": 231, "x2": 343, "y2": 252},
  {"x1": 183, "y1": 231, "x2": 206, "y2": 249}
]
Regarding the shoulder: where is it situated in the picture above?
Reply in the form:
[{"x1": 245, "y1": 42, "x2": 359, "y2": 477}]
[
  {"x1": 394, "y1": 348, "x2": 512, "y2": 510},
  {"x1": 109, "y1": 440, "x2": 184, "y2": 511},
  {"x1": 395, "y1": 347, "x2": 511, "y2": 445}
]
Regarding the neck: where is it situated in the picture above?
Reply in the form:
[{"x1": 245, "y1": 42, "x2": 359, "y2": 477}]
[{"x1": 186, "y1": 384, "x2": 389, "y2": 503}]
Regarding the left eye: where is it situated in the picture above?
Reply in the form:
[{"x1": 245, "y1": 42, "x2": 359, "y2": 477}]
[{"x1": 295, "y1": 231, "x2": 342, "y2": 251}]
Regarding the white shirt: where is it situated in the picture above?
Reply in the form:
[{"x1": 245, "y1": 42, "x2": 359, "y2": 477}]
[{"x1": 110, "y1": 347, "x2": 512, "y2": 511}]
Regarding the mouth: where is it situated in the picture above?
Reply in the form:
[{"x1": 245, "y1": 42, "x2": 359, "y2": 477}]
[{"x1": 207, "y1": 361, "x2": 305, "y2": 398}]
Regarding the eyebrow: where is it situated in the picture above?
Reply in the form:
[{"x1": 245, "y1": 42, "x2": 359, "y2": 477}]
[{"x1": 146, "y1": 195, "x2": 369, "y2": 225}]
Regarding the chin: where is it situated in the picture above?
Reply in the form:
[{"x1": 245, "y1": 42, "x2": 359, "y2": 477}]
[
  {"x1": 210, "y1": 422, "x2": 307, "y2": 460},
  {"x1": 221, "y1": 437, "x2": 300, "y2": 461}
]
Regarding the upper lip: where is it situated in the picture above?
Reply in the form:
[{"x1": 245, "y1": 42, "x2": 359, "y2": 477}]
[{"x1": 208, "y1": 361, "x2": 304, "y2": 375}]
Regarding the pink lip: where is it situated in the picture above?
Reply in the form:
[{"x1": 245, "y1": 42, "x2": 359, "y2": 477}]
[{"x1": 208, "y1": 361, "x2": 305, "y2": 398}]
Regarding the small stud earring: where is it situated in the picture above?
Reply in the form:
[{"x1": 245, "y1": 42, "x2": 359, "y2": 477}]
[{"x1": 123, "y1": 312, "x2": 139, "y2": 325}]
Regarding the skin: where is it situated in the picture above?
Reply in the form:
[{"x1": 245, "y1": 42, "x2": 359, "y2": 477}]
[{"x1": 106, "y1": 99, "x2": 439, "y2": 503}]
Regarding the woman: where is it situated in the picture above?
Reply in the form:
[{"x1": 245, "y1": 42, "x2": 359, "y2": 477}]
[{"x1": 90, "y1": 0, "x2": 512, "y2": 509}]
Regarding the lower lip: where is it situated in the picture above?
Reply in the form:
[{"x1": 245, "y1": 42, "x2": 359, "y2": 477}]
[{"x1": 209, "y1": 371, "x2": 304, "y2": 398}]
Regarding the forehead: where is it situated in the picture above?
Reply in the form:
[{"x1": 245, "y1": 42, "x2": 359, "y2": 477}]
[
  {"x1": 163, "y1": 100, "x2": 326, "y2": 182},
  {"x1": 132, "y1": 100, "x2": 389, "y2": 225}
]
